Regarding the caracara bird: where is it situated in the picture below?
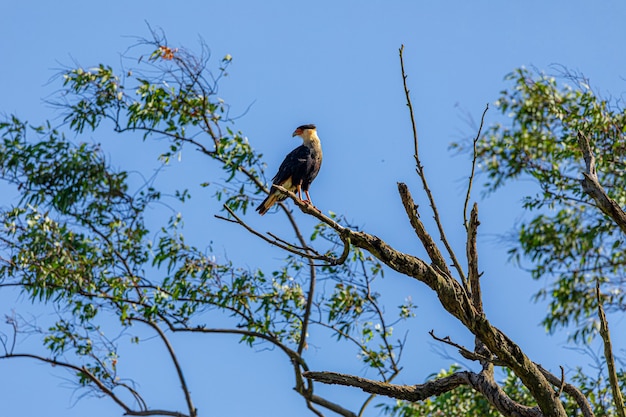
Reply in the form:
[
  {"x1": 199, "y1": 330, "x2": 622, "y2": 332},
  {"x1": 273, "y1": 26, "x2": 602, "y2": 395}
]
[{"x1": 256, "y1": 124, "x2": 323, "y2": 215}]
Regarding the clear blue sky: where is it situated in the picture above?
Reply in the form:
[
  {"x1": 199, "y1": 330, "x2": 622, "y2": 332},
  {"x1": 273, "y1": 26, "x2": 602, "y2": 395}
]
[{"x1": 1, "y1": 1, "x2": 626, "y2": 416}]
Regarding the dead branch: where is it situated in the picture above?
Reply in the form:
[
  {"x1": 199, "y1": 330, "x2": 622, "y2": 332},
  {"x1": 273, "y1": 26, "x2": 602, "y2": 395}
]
[
  {"x1": 575, "y1": 131, "x2": 625, "y2": 416},
  {"x1": 466, "y1": 203, "x2": 482, "y2": 313},
  {"x1": 463, "y1": 104, "x2": 489, "y2": 230},
  {"x1": 308, "y1": 394, "x2": 357, "y2": 417},
  {"x1": 280, "y1": 182, "x2": 569, "y2": 416},
  {"x1": 0, "y1": 353, "x2": 188, "y2": 417},
  {"x1": 304, "y1": 370, "x2": 542, "y2": 417},
  {"x1": 131, "y1": 318, "x2": 196, "y2": 417},
  {"x1": 217, "y1": 204, "x2": 349, "y2": 266},
  {"x1": 397, "y1": 183, "x2": 453, "y2": 279},
  {"x1": 557, "y1": 366, "x2": 565, "y2": 397},
  {"x1": 429, "y1": 330, "x2": 500, "y2": 366},
  {"x1": 595, "y1": 281, "x2": 626, "y2": 417},
  {"x1": 399, "y1": 45, "x2": 467, "y2": 286},
  {"x1": 536, "y1": 364, "x2": 594, "y2": 417},
  {"x1": 577, "y1": 131, "x2": 626, "y2": 234}
]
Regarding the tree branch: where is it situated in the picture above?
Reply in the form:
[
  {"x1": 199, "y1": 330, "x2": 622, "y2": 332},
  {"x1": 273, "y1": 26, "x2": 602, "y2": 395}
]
[
  {"x1": 304, "y1": 370, "x2": 542, "y2": 417},
  {"x1": 281, "y1": 184, "x2": 568, "y2": 416},
  {"x1": 577, "y1": 131, "x2": 626, "y2": 234},
  {"x1": 308, "y1": 394, "x2": 357, "y2": 417},
  {"x1": 536, "y1": 364, "x2": 595, "y2": 417},
  {"x1": 0, "y1": 353, "x2": 191, "y2": 417},
  {"x1": 399, "y1": 45, "x2": 419, "y2": 158},
  {"x1": 463, "y1": 104, "x2": 489, "y2": 231},
  {"x1": 397, "y1": 183, "x2": 452, "y2": 278},
  {"x1": 595, "y1": 281, "x2": 626, "y2": 417},
  {"x1": 218, "y1": 203, "x2": 349, "y2": 266},
  {"x1": 163, "y1": 323, "x2": 358, "y2": 417},
  {"x1": 399, "y1": 45, "x2": 468, "y2": 287},
  {"x1": 132, "y1": 319, "x2": 196, "y2": 417},
  {"x1": 429, "y1": 330, "x2": 499, "y2": 365},
  {"x1": 428, "y1": 331, "x2": 594, "y2": 416},
  {"x1": 466, "y1": 203, "x2": 482, "y2": 313}
]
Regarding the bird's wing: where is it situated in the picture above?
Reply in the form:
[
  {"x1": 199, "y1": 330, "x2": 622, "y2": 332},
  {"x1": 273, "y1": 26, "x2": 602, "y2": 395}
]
[{"x1": 272, "y1": 145, "x2": 310, "y2": 185}]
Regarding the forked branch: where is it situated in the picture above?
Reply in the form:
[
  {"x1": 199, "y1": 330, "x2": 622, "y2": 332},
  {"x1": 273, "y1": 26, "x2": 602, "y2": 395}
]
[
  {"x1": 399, "y1": 45, "x2": 467, "y2": 288},
  {"x1": 280, "y1": 184, "x2": 571, "y2": 415},
  {"x1": 397, "y1": 183, "x2": 452, "y2": 278},
  {"x1": 217, "y1": 203, "x2": 350, "y2": 266},
  {"x1": 0, "y1": 353, "x2": 188, "y2": 417},
  {"x1": 577, "y1": 131, "x2": 626, "y2": 234},
  {"x1": 132, "y1": 318, "x2": 196, "y2": 417},
  {"x1": 304, "y1": 370, "x2": 542, "y2": 417}
]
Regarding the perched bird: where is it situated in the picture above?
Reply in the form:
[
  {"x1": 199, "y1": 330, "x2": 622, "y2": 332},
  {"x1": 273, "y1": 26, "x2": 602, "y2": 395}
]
[{"x1": 256, "y1": 124, "x2": 323, "y2": 215}]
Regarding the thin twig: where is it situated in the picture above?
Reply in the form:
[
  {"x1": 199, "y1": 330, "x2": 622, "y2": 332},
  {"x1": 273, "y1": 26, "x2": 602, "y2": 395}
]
[
  {"x1": 463, "y1": 104, "x2": 489, "y2": 230},
  {"x1": 557, "y1": 366, "x2": 565, "y2": 397},
  {"x1": 429, "y1": 330, "x2": 501, "y2": 366},
  {"x1": 132, "y1": 318, "x2": 196, "y2": 417},
  {"x1": 217, "y1": 205, "x2": 347, "y2": 265},
  {"x1": 398, "y1": 45, "x2": 467, "y2": 286},
  {"x1": 267, "y1": 231, "x2": 320, "y2": 256},
  {"x1": 399, "y1": 45, "x2": 419, "y2": 158}
]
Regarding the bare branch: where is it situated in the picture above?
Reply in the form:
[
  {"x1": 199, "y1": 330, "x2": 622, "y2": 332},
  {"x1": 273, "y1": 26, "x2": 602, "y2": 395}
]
[
  {"x1": 284, "y1": 181, "x2": 568, "y2": 416},
  {"x1": 429, "y1": 330, "x2": 500, "y2": 365},
  {"x1": 536, "y1": 364, "x2": 595, "y2": 417},
  {"x1": 577, "y1": 131, "x2": 626, "y2": 234},
  {"x1": 0, "y1": 353, "x2": 190, "y2": 417},
  {"x1": 595, "y1": 281, "x2": 626, "y2": 417},
  {"x1": 308, "y1": 394, "x2": 357, "y2": 417},
  {"x1": 463, "y1": 104, "x2": 489, "y2": 231},
  {"x1": 304, "y1": 370, "x2": 542, "y2": 417},
  {"x1": 132, "y1": 319, "x2": 196, "y2": 417},
  {"x1": 123, "y1": 411, "x2": 190, "y2": 417},
  {"x1": 557, "y1": 366, "x2": 565, "y2": 397},
  {"x1": 397, "y1": 183, "x2": 453, "y2": 279},
  {"x1": 217, "y1": 204, "x2": 349, "y2": 266},
  {"x1": 466, "y1": 203, "x2": 482, "y2": 313},
  {"x1": 399, "y1": 45, "x2": 419, "y2": 158},
  {"x1": 305, "y1": 370, "x2": 465, "y2": 401},
  {"x1": 398, "y1": 45, "x2": 467, "y2": 286}
]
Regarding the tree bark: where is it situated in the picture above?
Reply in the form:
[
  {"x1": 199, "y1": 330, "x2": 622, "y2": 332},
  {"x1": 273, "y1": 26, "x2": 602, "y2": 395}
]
[
  {"x1": 304, "y1": 371, "x2": 542, "y2": 417},
  {"x1": 577, "y1": 131, "x2": 626, "y2": 235},
  {"x1": 293, "y1": 187, "x2": 569, "y2": 417}
]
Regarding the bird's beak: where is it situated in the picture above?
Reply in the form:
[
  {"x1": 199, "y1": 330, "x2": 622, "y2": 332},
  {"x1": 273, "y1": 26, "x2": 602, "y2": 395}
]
[{"x1": 292, "y1": 129, "x2": 301, "y2": 137}]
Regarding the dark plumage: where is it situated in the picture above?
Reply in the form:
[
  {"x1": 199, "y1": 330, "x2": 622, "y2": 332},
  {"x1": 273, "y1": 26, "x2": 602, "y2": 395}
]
[{"x1": 256, "y1": 124, "x2": 323, "y2": 215}]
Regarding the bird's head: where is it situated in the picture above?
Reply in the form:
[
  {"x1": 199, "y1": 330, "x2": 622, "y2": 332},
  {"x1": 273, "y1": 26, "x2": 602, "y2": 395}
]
[{"x1": 292, "y1": 124, "x2": 317, "y2": 138}]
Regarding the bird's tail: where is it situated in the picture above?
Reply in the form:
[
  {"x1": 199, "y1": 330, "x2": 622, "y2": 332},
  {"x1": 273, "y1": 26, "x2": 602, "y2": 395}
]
[{"x1": 256, "y1": 190, "x2": 283, "y2": 216}]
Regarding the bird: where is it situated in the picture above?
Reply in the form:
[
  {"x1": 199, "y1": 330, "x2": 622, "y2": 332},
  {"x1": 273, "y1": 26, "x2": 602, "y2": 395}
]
[{"x1": 256, "y1": 124, "x2": 323, "y2": 215}]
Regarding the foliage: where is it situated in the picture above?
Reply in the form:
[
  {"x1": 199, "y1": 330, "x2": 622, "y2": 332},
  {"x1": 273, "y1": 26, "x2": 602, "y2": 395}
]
[
  {"x1": 0, "y1": 32, "x2": 622, "y2": 417},
  {"x1": 0, "y1": 31, "x2": 413, "y2": 417},
  {"x1": 453, "y1": 67, "x2": 626, "y2": 343}
]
